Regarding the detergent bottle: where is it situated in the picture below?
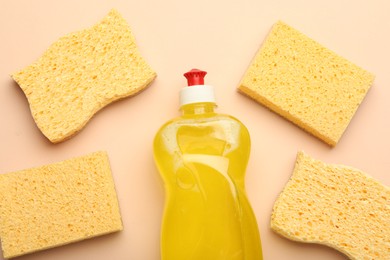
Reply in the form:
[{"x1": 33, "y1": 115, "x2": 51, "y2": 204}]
[{"x1": 153, "y1": 69, "x2": 263, "y2": 260}]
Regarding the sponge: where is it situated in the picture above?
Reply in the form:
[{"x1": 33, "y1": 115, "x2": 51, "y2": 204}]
[
  {"x1": 11, "y1": 9, "x2": 157, "y2": 143},
  {"x1": 238, "y1": 21, "x2": 374, "y2": 146},
  {"x1": 271, "y1": 151, "x2": 389, "y2": 260},
  {"x1": 0, "y1": 151, "x2": 123, "y2": 258}
]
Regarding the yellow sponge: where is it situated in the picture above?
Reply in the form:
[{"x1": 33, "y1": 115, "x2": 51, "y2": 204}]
[
  {"x1": 271, "y1": 151, "x2": 389, "y2": 260},
  {"x1": 0, "y1": 151, "x2": 123, "y2": 258},
  {"x1": 12, "y1": 9, "x2": 156, "y2": 143},
  {"x1": 238, "y1": 21, "x2": 374, "y2": 146}
]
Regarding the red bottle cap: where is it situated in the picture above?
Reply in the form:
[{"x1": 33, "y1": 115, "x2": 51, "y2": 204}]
[
  {"x1": 180, "y1": 69, "x2": 215, "y2": 106},
  {"x1": 183, "y1": 69, "x2": 207, "y2": 86}
]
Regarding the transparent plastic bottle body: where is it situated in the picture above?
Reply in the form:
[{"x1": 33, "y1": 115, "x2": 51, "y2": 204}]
[{"x1": 153, "y1": 102, "x2": 263, "y2": 260}]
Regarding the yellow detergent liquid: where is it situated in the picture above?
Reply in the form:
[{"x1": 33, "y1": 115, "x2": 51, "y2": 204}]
[{"x1": 153, "y1": 69, "x2": 263, "y2": 260}]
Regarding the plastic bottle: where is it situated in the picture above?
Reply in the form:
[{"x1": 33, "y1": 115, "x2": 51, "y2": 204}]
[{"x1": 153, "y1": 69, "x2": 263, "y2": 260}]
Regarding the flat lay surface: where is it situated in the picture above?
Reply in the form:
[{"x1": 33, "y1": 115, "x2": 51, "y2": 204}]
[{"x1": 0, "y1": 0, "x2": 389, "y2": 259}]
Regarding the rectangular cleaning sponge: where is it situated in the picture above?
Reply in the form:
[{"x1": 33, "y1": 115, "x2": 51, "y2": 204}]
[
  {"x1": 271, "y1": 151, "x2": 389, "y2": 260},
  {"x1": 238, "y1": 21, "x2": 374, "y2": 146},
  {"x1": 0, "y1": 151, "x2": 123, "y2": 258}
]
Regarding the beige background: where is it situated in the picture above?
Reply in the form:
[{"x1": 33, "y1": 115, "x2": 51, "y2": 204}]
[{"x1": 1, "y1": 0, "x2": 389, "y2": 259}]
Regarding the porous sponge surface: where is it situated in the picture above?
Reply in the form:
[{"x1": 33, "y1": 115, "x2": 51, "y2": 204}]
[
  {"x1": 0, "y1": 151, "x2": 123, "y2": 259},
  {"x1": 12, "y1": 9, "x2": 156, "y2": 143},
  {"x1": 239, "y1": 21, "x2": 374, "y2": 146},
  {"x1": 271, "y1": 151, "x2": 390, "y2": 260}
]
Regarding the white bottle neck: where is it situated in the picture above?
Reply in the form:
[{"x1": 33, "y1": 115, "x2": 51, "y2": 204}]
[{"x1": 179, "y1": 85, "x2": 216, "y2": 107}]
